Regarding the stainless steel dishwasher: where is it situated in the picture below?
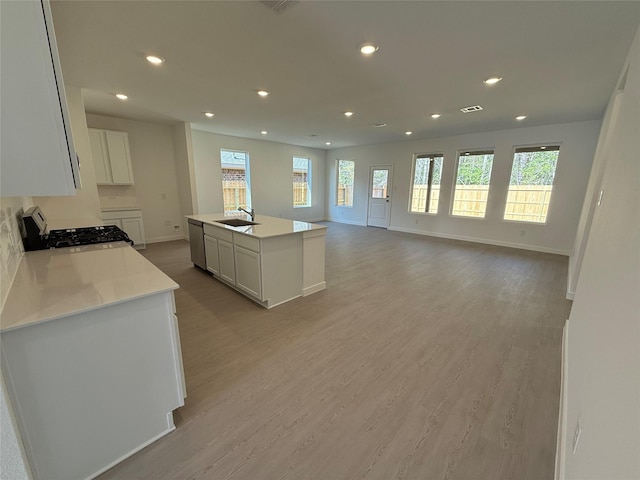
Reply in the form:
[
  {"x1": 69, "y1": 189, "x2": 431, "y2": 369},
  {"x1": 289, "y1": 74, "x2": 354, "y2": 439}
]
[{"x1": 187, "y1": 218, "x2": 206, "y2": 270}]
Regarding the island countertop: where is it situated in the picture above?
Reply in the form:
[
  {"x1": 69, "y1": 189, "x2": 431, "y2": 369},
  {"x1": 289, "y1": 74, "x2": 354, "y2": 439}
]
[
  {"x1": 186, "y1": 213, "x2": 327, "y2": 239},
  {"x1": 0, "y1": 242, "x2": 178, "y2": 332}
]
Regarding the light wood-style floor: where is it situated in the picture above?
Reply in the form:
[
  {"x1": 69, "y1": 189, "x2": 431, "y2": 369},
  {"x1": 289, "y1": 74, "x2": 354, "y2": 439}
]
[{"x1": 99, "y1": 222, "x2": 570, "y2": 480}]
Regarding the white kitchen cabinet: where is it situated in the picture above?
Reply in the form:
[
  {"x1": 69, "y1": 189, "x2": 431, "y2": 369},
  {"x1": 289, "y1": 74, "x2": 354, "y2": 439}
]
[
  {"x1": 204, "y1": 235, "x2": 220, "y2": 275},
  {"x1": 89, "y1": 129, "x2": 135, "y2": 185},
  {"x1": 234, "y1": 245, "x2": 262, "y2": 299},
  {"x1": 0, "y1": 243, "x2": 184, "y2": 480},
  {"x1": 0, "y1": 0, "x2": 80, "y2": 196},
  {"x1": 102, "y1": 209, "x2": 146, "y2": 249},
  {"x1": 204, "y1": 224, "x2": 235, "y2": 284},
  {"x1": 218, "y1": 240, "x2": 236, "y2": 284}
]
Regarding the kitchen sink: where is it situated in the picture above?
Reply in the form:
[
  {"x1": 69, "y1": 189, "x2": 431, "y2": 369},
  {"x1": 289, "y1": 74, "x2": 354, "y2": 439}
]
[{"x1": 215, "y1": 218, "x2": 259, "y2": 227}]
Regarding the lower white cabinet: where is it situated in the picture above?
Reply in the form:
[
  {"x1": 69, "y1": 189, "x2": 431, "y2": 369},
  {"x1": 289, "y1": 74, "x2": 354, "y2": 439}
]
[
  {"x1": 204, "y1": 235, "x2": 219, "y2": 275},
  {"x1": 202, "y1": 222, "x2": 304, "y2": 308},
  {"x1": 1, "y1": 291, "x2": 185, "y2": 480},
  {"x1": 234, "y1": 245, "x2": 262, "y2": 299},
  {"x1": 218, "y1": 240, "x2": 236, "y2": 284},
  {"x1": 102, "y1": 209, "x2": 146, "y2": 249}
]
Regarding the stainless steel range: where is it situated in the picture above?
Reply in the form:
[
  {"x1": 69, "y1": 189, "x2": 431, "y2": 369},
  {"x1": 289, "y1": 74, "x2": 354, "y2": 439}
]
[{"x1": 21, "y1": 206, "x2": 133, "y2": 251}]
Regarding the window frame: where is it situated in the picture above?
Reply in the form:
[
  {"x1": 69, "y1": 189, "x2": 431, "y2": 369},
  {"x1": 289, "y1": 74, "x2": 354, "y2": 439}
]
[
  {"x1": 220, "y1": 148, "x2": 252, "y2": 212},
  {"x1": 336, "y1": 159, "x2": 355, "y2": 208},
  {"x1": 450, "y1": 148, "x2": 495, "y2": 219},
  {"x1": 293, "y1": 156, "x2": 312, "y2": 208},
  {"x1": 408, "y1": 152, "x2": 444, "y2": 215},
  {"x1": 502, "y1": 144, "x2": 561, "y2": 225}
]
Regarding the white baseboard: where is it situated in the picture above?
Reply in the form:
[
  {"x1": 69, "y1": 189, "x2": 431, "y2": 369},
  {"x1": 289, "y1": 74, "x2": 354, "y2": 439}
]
[
  {"x1": 555, "y1": 320, "x2": 569, "y2": 480},
  {"x1": 146, "y1": 234, "x2": 187, "y2": 244},
  {"x1": 326, "y1": 218, "x2": 367, "y2": 226},
  {"x1": 85, "y1": 424, "x2": 175, "y2": 480},
  {"x1": 302, "y1": 282, "x2": 326, "y2": 296},
  {"x1": 566, "y1": 290, "x2": 575, "y2": 300},
  {"x1": 388, "y1": 226, "x2": 570, "y2": 256}
]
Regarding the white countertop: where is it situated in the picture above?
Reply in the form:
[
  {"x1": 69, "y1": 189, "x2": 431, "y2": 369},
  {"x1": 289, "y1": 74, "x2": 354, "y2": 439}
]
[
  {"x1": 0, "y1": 243, "x2": 178, "y2": 332},
  {"x1": 187, "y1": 213, "x2": 327, "y2": 239}
]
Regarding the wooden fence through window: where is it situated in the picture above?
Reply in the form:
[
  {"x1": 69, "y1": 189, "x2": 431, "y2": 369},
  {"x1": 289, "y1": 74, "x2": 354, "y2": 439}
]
[{"x1": 410, "y1": 185, "x2": 553, "y2": 222}]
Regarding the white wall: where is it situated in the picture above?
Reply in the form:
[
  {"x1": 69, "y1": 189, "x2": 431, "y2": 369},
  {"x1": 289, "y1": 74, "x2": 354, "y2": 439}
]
[
  {"x1": 561, "y1": 26, "x2": 640, "y2": 479},
  {"x1": 33, "y1": 86, "x2": 102, "y2": 225},
  {"x1": 173, "y1": 122, "x2": 198, "y2": 235},
  {"x1": 191, "y1": 130, "x2": 326, "y2": 221},
  {"x1": 327, "y1": 120, "x2": 600, "y2": 255},
  {"x1": 85, "y1": 114, "x2": 185, "y2": 243}
]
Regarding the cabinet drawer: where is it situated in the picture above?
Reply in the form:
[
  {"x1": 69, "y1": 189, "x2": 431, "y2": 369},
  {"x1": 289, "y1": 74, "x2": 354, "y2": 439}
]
[
  {"x1": 204, "y1": 224, "x2": 233, "y2": 242},
  {"x1": 234, "y1": 234, "x2": 260, "y2": 252}
]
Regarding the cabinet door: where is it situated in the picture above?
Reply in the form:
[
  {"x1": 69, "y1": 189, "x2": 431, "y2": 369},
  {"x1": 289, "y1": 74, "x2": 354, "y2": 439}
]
[
  {"x1": 122, "y1": 218, "x2": 145, "y2": 248},
  {"x1": 218, "y1": 240, "x2": 236, "y2": 285},
  {"x1": 104, "y1": 218, "x2": 123, "y2": 230},
  {"x1": 234, "y1": 245, "x2": 262, "y2": 299},
  {"x1": 204, "y1": 235, "x2": 220, "y2": 275},
  {"x1": 89, "y1": 129, "x2": 111, "y2": 184},
  {"x1": 0, "y1": 0, "x2": 79, "y2": 196},
  {"x1": 105, "y1": 131, "x2": 134, "y2": 184}
]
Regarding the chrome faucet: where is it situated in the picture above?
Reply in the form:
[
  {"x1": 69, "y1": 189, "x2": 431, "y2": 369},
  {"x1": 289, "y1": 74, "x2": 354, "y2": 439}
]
[{"x1": 238, "y1": 207, "x2": 255, "y2": 221}]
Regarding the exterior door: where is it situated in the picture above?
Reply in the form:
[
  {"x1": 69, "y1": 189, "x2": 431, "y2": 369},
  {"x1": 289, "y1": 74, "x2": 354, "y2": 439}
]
[{"x1": 367, "y1": 165, "x2": 392, "y2": 228}]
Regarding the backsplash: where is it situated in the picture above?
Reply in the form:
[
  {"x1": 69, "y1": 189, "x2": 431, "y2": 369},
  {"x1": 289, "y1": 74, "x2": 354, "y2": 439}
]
[{"x1": 0, "y1": 197, "x2": 31, "y2": 309}]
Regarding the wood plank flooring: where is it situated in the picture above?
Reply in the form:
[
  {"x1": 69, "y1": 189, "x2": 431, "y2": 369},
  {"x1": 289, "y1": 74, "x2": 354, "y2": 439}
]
[{"x1": 98, "y1": 223, "x2": 570, "y2": 480}]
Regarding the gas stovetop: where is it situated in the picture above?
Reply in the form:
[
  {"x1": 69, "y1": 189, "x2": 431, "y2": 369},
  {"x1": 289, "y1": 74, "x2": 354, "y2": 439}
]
[{"x1": 45, "y1": 225, "x2": 133, "y2": 249}]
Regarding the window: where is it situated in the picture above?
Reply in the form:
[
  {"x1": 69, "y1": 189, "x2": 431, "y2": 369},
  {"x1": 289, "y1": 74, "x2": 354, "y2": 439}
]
[
  {"x1": 220, "y1": 149, "x2": 251, "y2": 212},
  {"x1": 451, "y1": 150, "x2": 494, "y2": 218},
  {"x1": 504, "y1": 145, "x2": 560, "y2": 223},
  {"x1": 336, "y1": 160, "x2": 355, "y2": 207},
  {"x1": 409, "y1": 154, "x2": 443, "y2": 214},
  {"x1": 293, "y1": 157, "x2": 311, "y2": 207}
]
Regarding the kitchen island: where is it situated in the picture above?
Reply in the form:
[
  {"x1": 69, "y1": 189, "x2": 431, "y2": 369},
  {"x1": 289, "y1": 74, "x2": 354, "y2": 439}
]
[
  {"x1": 0, "y1": 242, "x2": 185, "y2": 480},
  {"x1": 186, "y1": 213, "x2": 327, "y2": 308}
]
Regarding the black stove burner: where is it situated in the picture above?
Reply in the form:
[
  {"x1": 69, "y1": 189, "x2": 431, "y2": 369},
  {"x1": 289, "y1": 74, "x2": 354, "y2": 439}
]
[{"x1": 45, "y1": 225, "x2": 134, "y2": 249}]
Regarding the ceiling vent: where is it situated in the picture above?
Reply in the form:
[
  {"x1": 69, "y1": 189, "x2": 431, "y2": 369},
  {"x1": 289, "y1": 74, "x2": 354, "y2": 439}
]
[
  {"x1": 260, "y1": 0, "x2": 299, "y2": 14},
  {"x1": 460, "y1": 105, "x2": 483, "y2": 113},
  {"x1": 370, "y1": 122, "x2": 388, "y2": 128}
]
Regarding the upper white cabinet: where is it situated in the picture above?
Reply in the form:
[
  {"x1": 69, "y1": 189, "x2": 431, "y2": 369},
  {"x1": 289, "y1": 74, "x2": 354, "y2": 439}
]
[
  {"x1": 0, "y1": 0, "x2": 80, "y2": 196},
  {"x1": 89, "y1": 129, "x2": 135, "y2": 185}
]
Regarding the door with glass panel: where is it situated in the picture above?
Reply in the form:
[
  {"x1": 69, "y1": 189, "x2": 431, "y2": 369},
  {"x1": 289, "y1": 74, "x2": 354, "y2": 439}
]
[{"x1": 367, "y1": 165, "x2": 392, "y2": 228}]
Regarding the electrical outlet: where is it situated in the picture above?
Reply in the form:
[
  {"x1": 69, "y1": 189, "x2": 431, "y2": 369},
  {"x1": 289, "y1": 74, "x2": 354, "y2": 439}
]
[
  {"x1": 160, "y1": 193, "x2": 166, "y2": 200},
  {"x1": 572, "y1": 418, "x2": 582, "y2": 454},
  {"x1": 520, "y1": 230, "x2": 525, "y2": 237},
  {"x1": 173, "y1": 225, "x2": 180, "y2": 231}
]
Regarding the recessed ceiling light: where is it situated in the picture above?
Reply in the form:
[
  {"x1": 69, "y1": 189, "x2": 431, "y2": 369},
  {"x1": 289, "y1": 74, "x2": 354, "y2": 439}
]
[
  {"x1": 431, "y1": 113, "x2": 441, "y2": 119},
  {"x1": 115, "y1": 93, "x2": 128, "y2": 100},
  {"x1": 257, "y1": 90, "x2": 269, "y2": 97},
  {"x1": 260, "y1": 130, "x2": 268, "y2": 135},
  {"x1": 405, "y1": 131, "x2": 413, "y2": 136},
  {"x1": 483, "y1": 76, "x2": 503, "y2": 85},
  {"x1": 516, "y1": 115, "x2": 527, "y2": 121},
  {"x1": 325, "y1": 141, "x2": 332, "y2": 146},
  {"x1": 344, "y1": 111, "x2": 354, "y2": 117},
  {"x1": 204, "y1": 112, "x2": 215, "y2": 118},
  {"x1": 145, "y1": 55, "x2": 164, "y2": 65},
  {"x1": 465, "y1": 152, "x2": 470, "y2": 155},
  {"x1": 540, "y1": 146, "x2": 547, "y2": 150},
  {"x1": 359, "y1": 43, "x2": 379, "y2": 55}
]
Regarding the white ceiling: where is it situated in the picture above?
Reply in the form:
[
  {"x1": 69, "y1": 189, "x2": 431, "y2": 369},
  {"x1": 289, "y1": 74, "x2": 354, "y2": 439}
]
[{"x1": 50, "y1": 1, "x2": 640, "y2": 150}]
